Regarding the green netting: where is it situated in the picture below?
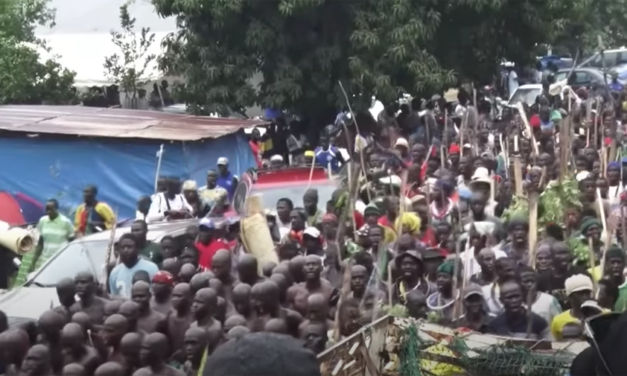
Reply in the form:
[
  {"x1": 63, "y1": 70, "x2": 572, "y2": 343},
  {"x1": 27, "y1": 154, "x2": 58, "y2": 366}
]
[
  {"x1": 396, "y1": 324, "x2": 574, "y2": 376},
  {"x1": 399, "y1": 324, "x2": 422, "y2": 376}
]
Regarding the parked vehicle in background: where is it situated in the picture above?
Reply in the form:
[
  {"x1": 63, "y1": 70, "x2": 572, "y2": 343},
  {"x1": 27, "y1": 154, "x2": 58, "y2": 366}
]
[
  {"x1": 0, "y1": 220, "x2": 197, "y2": 326},
  {"x1": 553, "y1": 68, "x2": 611, "y2": 91},
  {"x1": 578, "y1": 47, "x2": 627, "y2": 69},
  {"x1": 235, "y1": 167, "x2": 339, "y2": 215}
]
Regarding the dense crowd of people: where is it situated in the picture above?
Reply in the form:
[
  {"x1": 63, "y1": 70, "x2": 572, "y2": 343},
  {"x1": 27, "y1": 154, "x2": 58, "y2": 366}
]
[{"x1": 7, "y1": 77, "x2": 627, "y2": 375}]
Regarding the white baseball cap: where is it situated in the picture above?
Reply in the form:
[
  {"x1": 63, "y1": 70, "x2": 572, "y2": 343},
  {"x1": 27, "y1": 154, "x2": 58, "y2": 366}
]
[
  {"x1": 217, "y1": 157, "x2": 229, "y2": 165},
  {"x1": 394, "y1": 137, "x2": 409, "y2": 148},
  {"x1": 565, "y1": 274, "x2": 593, "y2": 296},
  {"x1": 303, "y1": 227, "x2": 321, "y2": 238}
]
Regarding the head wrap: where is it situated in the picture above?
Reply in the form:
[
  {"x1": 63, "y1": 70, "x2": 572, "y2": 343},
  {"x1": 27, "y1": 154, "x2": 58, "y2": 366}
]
[
  {"x1": 608, "y1": 161, "x2": 621, "y2": 171},
  {"x1": 364, "y1": 203, "x2": 381, "y2": 216},
  {"x1": 152, "y1": 271, "x2": 175, "y2": 286},
  {"x1": 606, "y1": 245, "x2": 625, "y2": 261},
  {"x1": 322, "y1": 213, "x2": 338, "y2": 223},
  {"x1": 580, "y1": 216, "x2": 601, "y2": 235},
  {"x1": 436, "y1": 260, "x2": 455, "y2": 276},
  {"x1": 394, "y1": 213, "x2": 421, "y2": 236}
]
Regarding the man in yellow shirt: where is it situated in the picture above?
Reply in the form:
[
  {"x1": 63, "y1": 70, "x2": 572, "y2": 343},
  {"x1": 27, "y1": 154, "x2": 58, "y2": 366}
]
[{"x1": 551, "y1": 274, "x2": 605, "y2": 340}]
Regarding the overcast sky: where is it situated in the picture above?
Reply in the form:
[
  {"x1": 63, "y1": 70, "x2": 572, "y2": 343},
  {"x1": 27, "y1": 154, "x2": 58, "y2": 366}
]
[{"x1": 37, "y1": 0, "x2": 176, "y2": 34}]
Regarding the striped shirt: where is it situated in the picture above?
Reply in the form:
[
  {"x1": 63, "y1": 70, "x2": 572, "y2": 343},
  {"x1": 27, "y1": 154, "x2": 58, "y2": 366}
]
[{"x1": 36, "y1": 214, "x2": 74, "y2": 267}]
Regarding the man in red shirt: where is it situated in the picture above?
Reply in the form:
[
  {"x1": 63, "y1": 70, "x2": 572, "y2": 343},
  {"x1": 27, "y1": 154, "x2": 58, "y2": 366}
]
[
  {"x1": 196, "y1": 218, "x2": 230, "y2": 270},
  {"x1": 249, "y1": 128, "x2": 263, "y2": 168}
]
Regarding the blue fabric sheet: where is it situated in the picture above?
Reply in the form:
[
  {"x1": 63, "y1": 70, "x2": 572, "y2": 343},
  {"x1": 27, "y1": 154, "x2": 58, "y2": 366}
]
[{"x1": 0, "y1": 131, "x2": 256, "y2": 219}]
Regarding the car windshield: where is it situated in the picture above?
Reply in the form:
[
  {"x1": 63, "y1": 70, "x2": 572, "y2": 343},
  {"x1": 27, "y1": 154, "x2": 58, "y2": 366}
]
[
  {"x1": 29, "y1": 240, "x2": 110, "y2": 286},
  {"x1": 508, "y1": 87, "x2": 541, "y2": 106},
  {"x1": 251, "y1": 181, "x2": 338, "y2": 212}
]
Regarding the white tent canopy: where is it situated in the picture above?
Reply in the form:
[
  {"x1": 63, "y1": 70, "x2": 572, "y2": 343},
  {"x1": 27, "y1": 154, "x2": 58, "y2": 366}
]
[{"x1": 35, "y1": 32, "x2": 172, "y2": 88}]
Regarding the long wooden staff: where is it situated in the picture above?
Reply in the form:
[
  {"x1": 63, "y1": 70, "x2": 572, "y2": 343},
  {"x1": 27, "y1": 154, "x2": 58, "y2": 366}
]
[{"x1": 102, "y1": 211, "x2": 118, "y2": 295}]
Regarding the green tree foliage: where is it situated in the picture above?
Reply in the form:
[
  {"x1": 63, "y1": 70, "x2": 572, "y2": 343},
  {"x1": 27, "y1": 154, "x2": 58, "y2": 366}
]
[
  {"x1": 152, "y1": 0, "x2": 593, "y2": 120},
  {"x1": 0, "y1": 0, "x2": 77, "y2": 104},
  {"x1": 104, "y1": 4, "x2": 156, "y2": 106}
]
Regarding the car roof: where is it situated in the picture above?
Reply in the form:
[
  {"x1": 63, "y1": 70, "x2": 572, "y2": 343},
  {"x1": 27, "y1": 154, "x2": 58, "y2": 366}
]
[
  {"x1": 79, "y1": 219, "x2": 199, "y2": 242},
  {"x1": 517, "y1": 84, "x2": 542, "y2": 90}
]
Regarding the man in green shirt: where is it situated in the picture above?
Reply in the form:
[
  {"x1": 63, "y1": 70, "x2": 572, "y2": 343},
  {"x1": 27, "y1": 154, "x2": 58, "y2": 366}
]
[{"x1": 130, "y1": 220, "x2": 163, "y2": 266}]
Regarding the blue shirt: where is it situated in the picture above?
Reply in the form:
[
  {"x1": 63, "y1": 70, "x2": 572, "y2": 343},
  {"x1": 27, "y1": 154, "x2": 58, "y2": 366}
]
[
  {"x1": 109, "y1": 258, "x2": 159, "y2": 298},
  {"x1": 610, "y1": 81, "x2": 624, "y2": 92},
  {"x1": 314, "y1": 146, "x2": 340, "y2": 172},
  {"x1": 216, "y1": 172, "x2": 237, "y2": 199}
]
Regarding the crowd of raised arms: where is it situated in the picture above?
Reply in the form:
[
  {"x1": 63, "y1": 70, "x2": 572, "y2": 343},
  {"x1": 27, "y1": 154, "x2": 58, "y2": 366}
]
[{"x1": 8, "y1": 81, "x2": 627, "y2": 376}]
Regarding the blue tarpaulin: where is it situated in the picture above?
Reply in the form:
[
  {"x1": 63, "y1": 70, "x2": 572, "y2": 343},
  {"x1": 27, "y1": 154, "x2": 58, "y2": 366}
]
[{"x1": 0, "y1": 131, "x2": 256, "y2": 220}]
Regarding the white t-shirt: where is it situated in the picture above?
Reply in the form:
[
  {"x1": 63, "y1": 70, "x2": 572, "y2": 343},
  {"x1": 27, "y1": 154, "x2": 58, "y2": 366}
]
[
  {"x1": 146, "y1": 193, "x2": 193, "y2": 223},
  {"x1": 508, "y1": 70, "x2": 519, "y2": 99}
]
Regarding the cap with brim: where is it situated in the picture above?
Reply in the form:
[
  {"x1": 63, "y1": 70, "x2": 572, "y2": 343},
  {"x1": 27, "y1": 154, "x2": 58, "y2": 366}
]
[
  {"x1": 462, "y1": 283, "x2": 483, "y2": 299},
  {"x1": 422, "y1": 247, "x2": 445, "y2": 260},
  {"x1": 581, "y1": 300, "x2": 603, "y2": 312},
  {"x1": 217, "y1": 157, "x2": 229, "y2": 165},
  {"x1": 303, "y1": 227, "x2": 321, "y2": 238},
  {"x1": 565, "y1": 274, "x2": 593, "y2": 296},
  {"x1": 395, "y1": 250, "x2": 423, "y2": 268}
]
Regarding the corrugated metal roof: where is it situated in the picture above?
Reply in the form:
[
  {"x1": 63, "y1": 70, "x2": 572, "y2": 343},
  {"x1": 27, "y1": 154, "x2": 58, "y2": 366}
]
[{"x1": 0, "y1": 106, "x2": 268, "y2": 141}]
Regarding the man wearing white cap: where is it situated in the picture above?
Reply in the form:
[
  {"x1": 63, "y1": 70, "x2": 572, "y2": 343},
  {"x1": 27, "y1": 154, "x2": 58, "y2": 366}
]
[
  {"x1": 216, "y1": 157, "x2": 239, "y2": 200},
  {"x1": 550, "y1": 274, "x2": 602, "y2": 340},
  {"x1": 394, "y1": 137, "x2": 411, "y2": 163},
  {"x1": 269, "y1": 154, "x2": 285, "y2": 169}
]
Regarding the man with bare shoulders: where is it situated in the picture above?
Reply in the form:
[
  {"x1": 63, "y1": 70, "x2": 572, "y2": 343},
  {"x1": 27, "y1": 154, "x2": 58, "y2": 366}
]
[
  {"x1": 249, "y1": 281, "x2": 302, "y2": 337},
  {"x1": 137, "y1": 333, "x2": 184, "y2": 376},
  {"x1": 0, "y1": 329, "x2": 29, "y2": 376},
  {"x1": 70, "y1": 272, "x2": 108, "y2": 325},
  {"x1": 211, "y1": 250, "x2": 237, "y2": 301},
  {"x1": 54, "y1": 278, "x2": 76, "y2": 322},
  {"x1": 298, "y1": 293, "x2": 334, "y2": 338},
  {"x1": 101, "y1": 314, "x2": 128, "y2": 364},
  {"x1": 120, "y1": 333, "x2": 142, "y2": 376},
  {"x1": 131, "y1": 281, "x2": 166, "y2": 334},
  {"x1": 150, "y1": 271, "x2": 174, "y2": 315},
  {"x1": 182, "y1": 327, "x2": 208, "y2": 376},
  {"x1": 232, "y1": 283, "x2": 255, "y2": 323},
  {"x1": 237, "y1": 254, "x2": 265, "y2": 286},
  {"x1": 288, "y1": 256, "x2": 306, "y2": 283},
  {"x1": 38, "y1": 310, "x2": 66, "y2": 374},
  {"x1": 287, "y1": 255, "x2": 336, "y2": 316},
  {"x1": 166, "y1": 283, "x2": 193, "y2": 354},
  {"x1": 21, "y1": 344, "x2": 54, "y2": 376},
  {"x1": 190, "y1": 288, "x2": 222, "y2": 353},
  {"x1": 60, "y1": 323, "x2": 102, "y2": 375},
  {"x1": 118, "y1": 301, "x2": 142, "y2": 334}
]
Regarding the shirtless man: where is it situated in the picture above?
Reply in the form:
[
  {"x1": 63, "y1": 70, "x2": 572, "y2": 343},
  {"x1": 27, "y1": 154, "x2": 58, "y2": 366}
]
[
  {"x1": 298, "y1": 294, "x2": 334, "y2": 337},
  {"x1": 94, "y1": 362, "x2": 124, "y2": 376},
  {"x1": 302, "y1": 321, "x2": 328, "y2": 355},
  {"x1": 287, "y1": 255, "x2": 335, "y2": 316},
  {"x1": 166, "y1": 283, "x2": 193, "y2": 353},
  {"x1": 250, "y1": 281, "x2": 302, "y2": 337},
  {"x1": 178, "y1": 264, "x2": 197, "y2": 284},
  {"x1": 150, "y1": 271, "x2": 174, "y2": 315},
  {"x1": 269, "y1": 273, "x2": 289, "y2": 306},
  {"x1": 211, "y1": 250, "x2": 237, "y2": 301},
  {"x1": 59, "y1": 323, "x2": 102, "y2": 375},
  {"x1": 0, "y1": 329, "x2": 29, "y2": 375},
  {"x1": 232, "y1": 283, "x2": 254, "y2": 322},
  {"x1": 223, "y1": 315, "x2": 247, "y2": 334},
  {"x1": 21, "y1": 344, "x2": 54, "y2": 376},
  {"x1": 70, "y1": 272, "x2": 108, "y2": 325},
  {"x1": 120, "y1": 333, "x2": 142, "y2": 376},
  {"x1": 190, "y1": 288, "x2": 222, "y2": 353},
  {"x1": 161, "y1": 258, "x2": 181, "y2": 278},
  {"x1": 62, "y1": 363, "x2": 86, "y2": 376},
  {"x1": 103, "y1": 300, "x2": 123, "y2": 320},
  {"x1": 288, "y1": 255, "x2": 306, "y2": 284},
  {"x1": 264, "y1": 318, "x2": 288, "y2": 334},
  {"x1": 118, "y1": 301, "x2": 142, "y2": 334},
  {"x1": 138, "y1": 333, "x2": 185, "y2": 376},
  {"x1": 37, "y1": 310, "x2": 66, "y2": 374},
  {"x1": 272, "y1": 263, "x2": 293, "y2": 285},
  {"x1": 237, "y1": 254, "x2": 265, "y2": 286},
  {"x1": 130, "y1": 281, "x2": 166, "y2": 334},
  {"x1": 182, "y1": 327, "x2": 208, "y2": 376},
  {"x1": 54, "y1": 278, "x2": 76, "y2": 321},
  {"x1": 101, "y1": 314, "x2": 128, "y2": 364},
  {"x1": 189, "y1": 273, "x2": 210, "y2": 295}
]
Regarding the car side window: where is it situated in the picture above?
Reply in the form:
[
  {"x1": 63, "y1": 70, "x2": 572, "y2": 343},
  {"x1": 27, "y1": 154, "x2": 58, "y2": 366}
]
[
  {"x1": 573, "y1": 72, "x2": 591, "y2": 85},
  {"x1": 232, "y1": 180, "x2": 249, "y2": 215}
]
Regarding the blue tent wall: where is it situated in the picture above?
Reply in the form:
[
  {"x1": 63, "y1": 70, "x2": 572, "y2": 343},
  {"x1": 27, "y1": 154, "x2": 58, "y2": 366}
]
[{"x1": 0, "y1": 131, "x2": 255, "y2": 219}]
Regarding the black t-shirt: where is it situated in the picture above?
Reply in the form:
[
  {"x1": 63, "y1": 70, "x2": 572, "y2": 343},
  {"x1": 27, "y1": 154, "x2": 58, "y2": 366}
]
[
  {"x1": 536, "y1": 266, "x2": 590, "y2": 310},
  {"x1": 488, "y1": 311, "x2": 548, "y2": 338}
]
